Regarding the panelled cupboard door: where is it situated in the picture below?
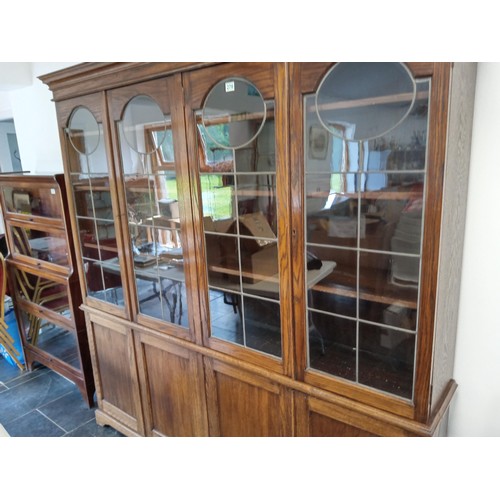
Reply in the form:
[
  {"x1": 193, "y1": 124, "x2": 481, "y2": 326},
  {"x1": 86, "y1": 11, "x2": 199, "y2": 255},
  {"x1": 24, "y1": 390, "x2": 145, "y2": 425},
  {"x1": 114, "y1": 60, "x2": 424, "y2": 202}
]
[
  {"x1": 134, "y1": 331, "x2": 209, "y2": 436},
  {"x1": 183, "y1": 62, "x2": 294, "y2": 376},
  {"x1": 204, "y1": 358, "x2": 292, "y2": 436},
  {"x1": 87, "y1": 315, "x2": 144, "y2": 434},
  {"x1": 290, "y1": 62, "x2": 450, "y2": 420},
  {"x1": 56, "y1": 92, "x2": 131, "y2": 320},
  {"x1": 106, "y1": 76, "x2": 201, "y2": 343}
]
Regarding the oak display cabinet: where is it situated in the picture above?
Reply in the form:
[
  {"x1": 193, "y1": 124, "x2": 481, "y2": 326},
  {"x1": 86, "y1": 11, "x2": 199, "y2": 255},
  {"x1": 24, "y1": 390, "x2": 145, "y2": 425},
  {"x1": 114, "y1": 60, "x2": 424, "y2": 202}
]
[
  {"x1": 0, "y1": 174, "x2": 95, "y2": 406},
  {"x1": 40, "y1": 62, "x2": 476, "y2": 436}
]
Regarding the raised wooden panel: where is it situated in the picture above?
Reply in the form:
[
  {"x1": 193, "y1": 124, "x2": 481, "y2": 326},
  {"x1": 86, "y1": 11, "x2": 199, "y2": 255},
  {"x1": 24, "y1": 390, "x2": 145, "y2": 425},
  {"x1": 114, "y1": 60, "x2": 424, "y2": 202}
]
[
  {"x1": 136, "y1": 332, "x2": 208, "y2": 436},
  {"x1": 205, "y1": 359, "x2": 291, "y2": 436},
  {"x1": 91, "y1": 319, "x2": 142, "y2": 432},
  {"x1": 295, "y1": 394, "x2": 412, "y2": 437},
  {"x1": 310, "y1": 412, "x2": 376, "y2": 437}
]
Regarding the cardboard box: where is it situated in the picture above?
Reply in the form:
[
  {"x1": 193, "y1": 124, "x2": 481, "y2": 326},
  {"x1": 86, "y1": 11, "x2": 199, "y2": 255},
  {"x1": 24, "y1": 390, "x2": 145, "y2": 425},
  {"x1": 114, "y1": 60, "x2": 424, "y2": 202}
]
[{"x1": 246, "y1": 243, "x2": 279, "y2": 284}]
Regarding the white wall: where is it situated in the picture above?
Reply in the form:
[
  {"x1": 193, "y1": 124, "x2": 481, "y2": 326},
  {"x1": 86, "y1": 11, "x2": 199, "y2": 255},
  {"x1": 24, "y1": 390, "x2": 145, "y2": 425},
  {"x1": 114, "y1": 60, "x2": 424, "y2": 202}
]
[
  {"x1": 448, "y1": 62, "x2": 500, "y2": 436},
  {"x1": 0, "y1": 120, "x2": 16, "y2": 171},
  {"x1": 6, "y1": 62, "x2": 76, "y2": 174}
]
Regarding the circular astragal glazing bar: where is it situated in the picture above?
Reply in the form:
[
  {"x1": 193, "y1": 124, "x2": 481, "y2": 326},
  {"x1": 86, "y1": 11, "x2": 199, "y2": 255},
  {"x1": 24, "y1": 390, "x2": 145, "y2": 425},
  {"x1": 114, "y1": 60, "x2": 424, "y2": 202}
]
[
  {"x1": 121, "y1": 94, "x2": 167, "y2": 155},
  {"x1": 315, "y1": 62, "x2": 417, "y2": 142},
  {"x1": 202, "y1": 77, "x2": 267, "y2": 150},
  {"x1": 67, "y1": 106, "x2": 100, "y2": 155}
]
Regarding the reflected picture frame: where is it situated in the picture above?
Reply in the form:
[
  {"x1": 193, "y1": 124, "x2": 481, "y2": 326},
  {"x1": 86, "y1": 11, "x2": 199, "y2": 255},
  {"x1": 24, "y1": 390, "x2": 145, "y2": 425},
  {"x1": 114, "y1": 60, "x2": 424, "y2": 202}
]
[
  {"x1": 308, "y1": 125, "x2": 329, "y2": 160},
  {"x1": 12, "y1": 191, "x2": 31, "y2": 213}
]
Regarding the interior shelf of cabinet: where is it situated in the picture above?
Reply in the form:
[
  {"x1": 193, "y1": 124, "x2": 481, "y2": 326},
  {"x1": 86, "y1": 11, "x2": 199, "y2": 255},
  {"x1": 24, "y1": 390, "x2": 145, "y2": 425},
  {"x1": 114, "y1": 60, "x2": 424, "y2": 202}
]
[
  {"x1": 307, "y1": 190, "x2": 421, "y2": 201},
  {"x1": 73, "y1": 184, "x2": 111, "y2": 193},
  {"x1": 83, "y1": 241, "x2": 118, "y2": 253},
  {"x1": 208, "y1": 264, "x2": 279, "y2": 285},
  {"x1": 311, "y1": 267, "x2": 418, "y2": 309},
  {"x1": 311, "y1": 89, "x2": 429, "y2": 112}
]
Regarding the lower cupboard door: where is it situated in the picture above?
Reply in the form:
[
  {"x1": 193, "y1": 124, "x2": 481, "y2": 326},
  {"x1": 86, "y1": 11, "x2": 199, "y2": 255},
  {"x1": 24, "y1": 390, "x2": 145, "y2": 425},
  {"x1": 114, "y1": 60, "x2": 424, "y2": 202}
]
[
  {"x1": 204, "y1": 358, "x2": 292, "y2": 437},
  {"x1": 136, "y1": 332, "x2": 209, "y2": 437},
  {"x1": 90, "y1": 319, "x2": 144, "y2": 434}
]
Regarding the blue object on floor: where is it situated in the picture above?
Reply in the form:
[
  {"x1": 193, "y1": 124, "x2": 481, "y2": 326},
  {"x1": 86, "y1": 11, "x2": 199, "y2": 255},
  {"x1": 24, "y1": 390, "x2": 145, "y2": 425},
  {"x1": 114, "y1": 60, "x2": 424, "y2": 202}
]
[{"x1": 0, "y1": 307, "x2": 24, "y2": 367}]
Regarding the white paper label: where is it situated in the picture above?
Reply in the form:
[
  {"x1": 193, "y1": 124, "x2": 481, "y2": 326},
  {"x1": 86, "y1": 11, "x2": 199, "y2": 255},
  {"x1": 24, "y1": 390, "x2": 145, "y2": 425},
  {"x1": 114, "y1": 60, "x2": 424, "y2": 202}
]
[
  {"x1": 50, "y1": 188, "x2": 56, "y2": 195},
  {"x1": 225, "y1": 81, "x2": 235, "y2": 92}
]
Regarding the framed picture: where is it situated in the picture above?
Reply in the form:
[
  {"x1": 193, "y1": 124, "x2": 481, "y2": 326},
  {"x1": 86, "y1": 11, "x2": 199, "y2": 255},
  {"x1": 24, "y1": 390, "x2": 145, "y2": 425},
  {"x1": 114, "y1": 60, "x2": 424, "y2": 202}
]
[
  {"x1": 308, "y1": 125, "x2": 329, "y2": 160},
  {"x1": 12, "y1": 191, "x2": 31, "y2": 213}
]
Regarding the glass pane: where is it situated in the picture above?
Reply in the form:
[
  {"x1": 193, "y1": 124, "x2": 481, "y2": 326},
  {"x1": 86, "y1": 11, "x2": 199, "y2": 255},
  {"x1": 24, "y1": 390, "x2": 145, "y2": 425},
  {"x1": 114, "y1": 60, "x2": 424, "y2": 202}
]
[
  {"x1": 200, "y1": 174, "x2": 236, "y2": 223},
  {"x1": 122, "y1": 95, "x2": 167, "y2": 155},
  {"x1": 244, "y1": 296, "x2": 281, "y2": 357},
  {"x1": 19, "y1": 310, "x2": 81, "y2": 370},
  {"x1": 202, "y1": 78, "x2": 267, "y2": 149},
  {"x1": 358, "y1": 323, "x2": 415, "y2": 399},
  {"x1": 360, "y1": 173, "x2": 424, "y2": 253},
  {"x1": 72, "y1": 176, "x2": 113, "y2": 220},
  {"x1": 237, "y1": 175, "x2": 277, "y2": 229},
  {"x1": 316, "y1": 62, "x2": 416, "y2": 141},
  {"x1": 304, "y1": 94, "x2": 353, "y2": 173},
  {"x1": 206, "y1": 233, "x2": 239, "y2": 291},
  {"x1": 14, "y1": 269, "x2": 70, "y2": 318},
  {"x1": 359, "y1": 299, "x2": 417, "y2": 332},
  {"x1": 241, "y1": 241, "x2": 279, "y2": 299},
  {"x1": 307, "y1": 245, "x2": 356, "y2": 319},
  {"x1": 89, "y1": 260, "x2": 124, "y2": 306},
  {"x1": 9, "y1": 225, "x2": 68, "y2": 266},
  {"x1": 209, "y1": 289, "x2": 243, "y2": 346},
  {"x1": 66, "y1": 123, "x2": 108, "y2": 175},
  {"x1": 367, "y1": 80, "x2": 430, "y2": 172},
  {"x1": 306, "y1": 173, "x2": 358, "y2": 247},
  {"x1": 1, "y1": 185, "x2": 63, "y2": 219},
  {"x1": 67, "y1": 106, "x2": 100, "y2": 156},
  {"x1": 308, "y1": 313, "x2": 356, "y2": 381}
]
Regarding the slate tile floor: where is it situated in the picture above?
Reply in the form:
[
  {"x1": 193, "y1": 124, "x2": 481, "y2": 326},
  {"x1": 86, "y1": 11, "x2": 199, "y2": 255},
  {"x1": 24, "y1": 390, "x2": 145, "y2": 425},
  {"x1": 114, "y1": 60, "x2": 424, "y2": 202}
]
[{"x1": 0, "y1": 356, "x2": 123, "y2": 437}]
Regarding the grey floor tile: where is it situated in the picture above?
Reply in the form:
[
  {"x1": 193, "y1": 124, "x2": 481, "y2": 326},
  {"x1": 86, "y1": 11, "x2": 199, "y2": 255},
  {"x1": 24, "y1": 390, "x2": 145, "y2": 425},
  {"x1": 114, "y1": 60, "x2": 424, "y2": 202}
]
[
  {"x1": 38, "y1": 390, "x2": 96, "y2": 433},
  {"x1": 64, "y1": 418, "x2": 124, "y2": 437},
  {"x1": 4, "y1": 409, "x2": 66, "y2": 437},
  {"x1": 0, "y1": 369, "x2": 74, "y2": 425}
]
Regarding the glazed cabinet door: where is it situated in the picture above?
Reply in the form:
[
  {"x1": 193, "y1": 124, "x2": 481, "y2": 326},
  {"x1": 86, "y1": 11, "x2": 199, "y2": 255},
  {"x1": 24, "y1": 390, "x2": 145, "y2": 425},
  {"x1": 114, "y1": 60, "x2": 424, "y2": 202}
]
[
  {"x1": 57, "y1": 93, "x2": 130, "y2": 319},
  {"x1": 183, "y1": 63, "x2": 293, "y2": 374},
  {"x1": 290, "y1": 63, "x2": 450, "y2": 420},
  {"x1": 106, "y1": 76, "x2": 200, "y2": 342}
]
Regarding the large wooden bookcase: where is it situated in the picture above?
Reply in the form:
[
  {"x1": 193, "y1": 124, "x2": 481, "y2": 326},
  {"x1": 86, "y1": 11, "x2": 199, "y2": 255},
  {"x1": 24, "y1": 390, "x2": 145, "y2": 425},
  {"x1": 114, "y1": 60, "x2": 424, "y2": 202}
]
[{"x1": 40, "y1": 62, "x2": 476, "y2": 436}]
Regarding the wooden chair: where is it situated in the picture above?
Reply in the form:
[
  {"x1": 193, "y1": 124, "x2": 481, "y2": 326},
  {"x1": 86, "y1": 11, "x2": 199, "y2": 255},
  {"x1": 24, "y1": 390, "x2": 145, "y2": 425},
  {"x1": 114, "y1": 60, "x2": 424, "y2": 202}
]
[{"x1": 0, "y1": 253, "x2": 24, "y2": 370}]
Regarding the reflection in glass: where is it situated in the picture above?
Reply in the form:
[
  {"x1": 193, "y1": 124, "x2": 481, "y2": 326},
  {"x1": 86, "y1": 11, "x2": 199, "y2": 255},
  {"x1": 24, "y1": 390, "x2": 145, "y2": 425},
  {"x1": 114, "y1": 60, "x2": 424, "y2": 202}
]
[
  {"x1": 10, "y1": 225, "x2": 69, "y2": 266},
  {"x1": 19, "y1": 311, "x2": 81, "y2": 370},
  {"x1": 67, "y1": 106, "x2": 100, "y2": 155},
  {"x1": 316, "y1": 62, "x2": 416, "y2": 141},
  {"x1": 122, "y1": 95, "x2": 167, "y2": 155},
  {"x1": 202, "y1": 78, "x2": 267, "y2": 149},
  {"x1": 118, "y1": 99, "x2": 188, "y2": 327},
  {"x1": 1, "y1": 185, "x2": 63, "y2": 219}
]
